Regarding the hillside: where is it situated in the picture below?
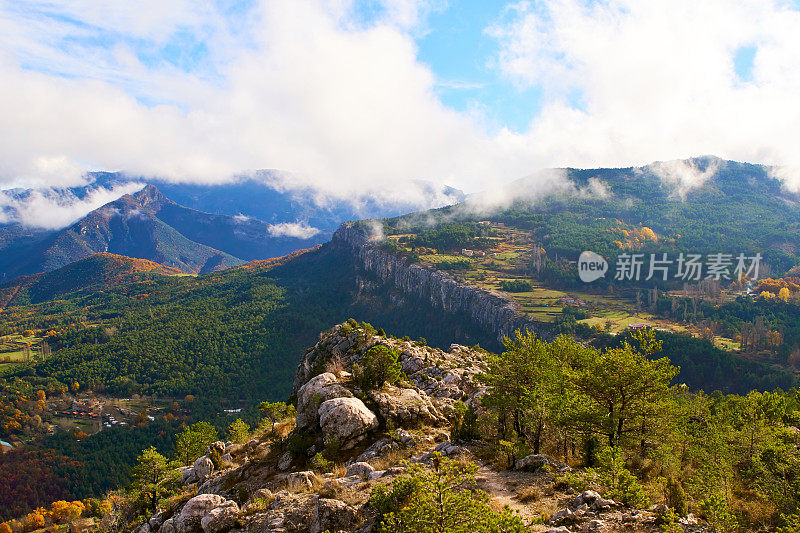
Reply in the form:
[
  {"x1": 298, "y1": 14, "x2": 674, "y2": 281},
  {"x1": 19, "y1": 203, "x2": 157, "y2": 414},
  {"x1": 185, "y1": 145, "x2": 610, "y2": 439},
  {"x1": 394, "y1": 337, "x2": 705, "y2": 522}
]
[{"x1": 0, "y1": 253, "x2": 185, "y2": 309}]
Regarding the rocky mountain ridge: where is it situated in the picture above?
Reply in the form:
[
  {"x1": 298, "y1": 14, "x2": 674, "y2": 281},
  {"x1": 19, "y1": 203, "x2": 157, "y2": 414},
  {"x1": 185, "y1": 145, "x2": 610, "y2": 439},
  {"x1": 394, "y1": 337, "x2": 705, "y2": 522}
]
[
  {"x1": 332, "y1": 223, "x2": 550, "y2": 343},
  {"x1": 133, "y1": 322, "x2": 707, "y2": 533}
]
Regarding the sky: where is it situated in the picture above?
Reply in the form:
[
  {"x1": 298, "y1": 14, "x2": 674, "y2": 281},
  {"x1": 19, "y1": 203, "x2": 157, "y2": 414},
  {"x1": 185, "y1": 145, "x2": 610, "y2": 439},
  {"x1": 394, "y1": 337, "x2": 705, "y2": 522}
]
[{"x1": 2, "y1": 0, "x2": 800, "y2": 203}]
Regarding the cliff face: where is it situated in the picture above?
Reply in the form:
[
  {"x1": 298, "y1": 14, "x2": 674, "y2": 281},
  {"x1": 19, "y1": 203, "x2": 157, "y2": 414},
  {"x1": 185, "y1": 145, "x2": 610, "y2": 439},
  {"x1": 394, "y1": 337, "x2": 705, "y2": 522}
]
[{"x1": 331, "y1": 223, "x2": 548, "y2": 343}]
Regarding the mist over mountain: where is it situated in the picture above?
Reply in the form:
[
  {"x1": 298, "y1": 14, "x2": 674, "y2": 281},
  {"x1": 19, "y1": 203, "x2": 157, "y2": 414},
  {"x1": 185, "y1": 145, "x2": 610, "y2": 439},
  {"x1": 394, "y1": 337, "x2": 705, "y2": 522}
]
[{"x1": 0, "y1": 173, "x2": 465, "y2": 282}]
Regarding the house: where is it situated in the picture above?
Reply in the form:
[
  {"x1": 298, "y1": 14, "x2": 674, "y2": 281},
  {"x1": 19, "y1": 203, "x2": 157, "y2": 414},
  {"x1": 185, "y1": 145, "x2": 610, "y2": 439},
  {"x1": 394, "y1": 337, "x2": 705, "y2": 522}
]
[
  {"x1": 0, "y1": 440, "x2": 13, "y2": 454},
  {"x1": 461, "y1": 249, "x2": 475, "y2": 257},
  {"x1": 628, "y1": 323, "x2": 650, "y2": 331}
]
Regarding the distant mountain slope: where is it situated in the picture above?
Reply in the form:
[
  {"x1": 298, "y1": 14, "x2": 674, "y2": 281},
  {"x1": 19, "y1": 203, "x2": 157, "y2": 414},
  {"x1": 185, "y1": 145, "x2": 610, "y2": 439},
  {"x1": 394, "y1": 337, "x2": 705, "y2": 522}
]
[
  {"x1": 131, "y1": 185, "x2": 323, "y2": 261},
  {"x1": 393, "y1": 156, "x2": 800, "y2": 274},
  {"x1": 0, "y1": 174, "x2": 465, "y2": 281},
  {"x1": 0, "y1": 253, "x2": 185, "y2": 308},
  {"x1": 25, "y1": 187, "x2": 243, "y2": 276}
]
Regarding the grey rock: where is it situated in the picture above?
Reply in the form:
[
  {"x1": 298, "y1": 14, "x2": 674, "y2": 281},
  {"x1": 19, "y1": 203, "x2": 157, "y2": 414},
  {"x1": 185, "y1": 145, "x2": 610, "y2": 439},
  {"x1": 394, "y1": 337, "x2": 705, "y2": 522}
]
[
  {"x1": 199, "y1": 500, "x2": 239, "y2": 533},
  {"x1": 549, "y1": 508, "x2": 574, "y2": 525},
  {"x1": 318, "y1": 397, "x2": 378, "y2": 449},
  {"x1": 581, "y1": 519, "x2": 607, "y2": 532},
  {"x1": 158, "y1": 518, "x2": 175, "y2": 533},
  {"x1": 174, "y1": 494, "x2": 228, "y2": 533},
  {"x1": 515, "y1": 453, "x2": 570, "y2": 473},
  {"x1": 310, "y1": 498, "x2": 359, "y2": 533},
  {"x1": 369, "y1": 386, "x2": 446, "y2": 428},
  {"x1": 277, "y1": 451, "x2": 293, "y2": 471},
  {"x1": 345, "y1": 461, "x2": 375, "y2": 480},
  {"x1": 287, "y1": 471, "x2": 316, "y2": 491},
  {"x1": 296, "y1": 373, "x2": 353, "y2": 430}
]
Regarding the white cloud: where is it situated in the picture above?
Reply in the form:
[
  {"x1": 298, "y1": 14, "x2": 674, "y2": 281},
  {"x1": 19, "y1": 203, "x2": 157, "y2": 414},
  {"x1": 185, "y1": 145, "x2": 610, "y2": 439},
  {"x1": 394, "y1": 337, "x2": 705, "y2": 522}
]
[
  {"x1": 0, "y1": 183, "x2": 144, "y2": 230},
  {"x1": 266, "y1": 222, "x2": 322, "y2": 239},
  {"x1": 488, "y1": 0, "x2": 800, "y2": 186},
  {"x1": 2, "y1": 0, "x2": 800, "y2": 215},
  {"x1": 647, "y1": 158, "x2": 721, "y2": 199}
]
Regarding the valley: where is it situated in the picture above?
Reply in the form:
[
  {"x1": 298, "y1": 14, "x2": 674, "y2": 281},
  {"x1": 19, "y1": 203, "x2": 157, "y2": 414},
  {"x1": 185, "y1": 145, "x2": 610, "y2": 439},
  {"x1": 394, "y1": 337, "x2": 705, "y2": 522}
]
[{"x1": 2, "y1": 158, "x2": 800, "y2": 531}]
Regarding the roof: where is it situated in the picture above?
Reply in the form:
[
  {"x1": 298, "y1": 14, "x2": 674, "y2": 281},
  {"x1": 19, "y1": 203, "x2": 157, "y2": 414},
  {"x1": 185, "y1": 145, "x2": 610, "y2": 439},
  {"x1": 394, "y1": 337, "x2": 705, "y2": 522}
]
[{"x1": 0, "y1": 440, "x2": 12, "y2": 448}]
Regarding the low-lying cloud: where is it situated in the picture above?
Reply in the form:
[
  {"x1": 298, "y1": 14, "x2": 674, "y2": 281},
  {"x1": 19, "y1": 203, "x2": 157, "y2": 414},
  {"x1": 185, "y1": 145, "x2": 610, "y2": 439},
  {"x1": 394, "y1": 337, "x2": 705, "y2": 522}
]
[
  {"x1": 266, "y1": 222, "x2": 322, "y2": 239},
  {"x1": 0, "y1": 182, "x2": 144, "y2": 230}
]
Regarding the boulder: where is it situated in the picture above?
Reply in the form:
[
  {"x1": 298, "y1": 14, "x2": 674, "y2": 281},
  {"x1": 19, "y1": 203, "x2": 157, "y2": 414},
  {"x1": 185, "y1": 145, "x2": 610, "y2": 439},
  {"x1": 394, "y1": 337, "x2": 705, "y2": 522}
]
[
  {"x1": 158, "y1": 518, "x2": 175, "y2": 533},
  {"x1": 394, "y1": 428, "x2": 416, "y2": 446},
  {"x1": 287, "y1": 471, "x2": 316, "y2": 491},
  {"x1": 296, "y1": 373, "x2": 353, "y2": 429},
  {"x1": 148, "y1": 513, "x2": 165, "y2": 531},
  {"x1": 193, "y1": 456, "x2": 214, "y2": 481},
  {"x1": 582, "y1": 519, "x2": 607, "y2": 532},
  {"x1": 549, "y1": 508, "x2": 574, "y2": 525},
  {"x1": 571, "y1": 490, "x2": 615, "y2": 511},
  {"x1": 318, "y1": 397, "x2": 378, "y2": 449},
  {"x1": 515, "y1": 453, "x2": 570, "y2": 473},
  {"x1": 434, "y1": 441, "x2": 466, "y2": 457},
  {"x1": 199, "y1": 500, "x2": 240, "y2": 533},
  {"x1": 174, "y1": 494, "x2": 228, "y2": 533},
  {"x1": 182, "y1": 456, "x2": 213, "y2": 485},
  {"x1": 369, "y1": 386, "x2": 446, "y2": 427},
  {"x1": 310, "y1": 498, "x2": 359, "y2": 533},
  {"x1": 345, "y1": 462, "x2": 375, "y2": 480},
  {"x1": 277, "y1": 451, "x2": 293, "y2": 471}
]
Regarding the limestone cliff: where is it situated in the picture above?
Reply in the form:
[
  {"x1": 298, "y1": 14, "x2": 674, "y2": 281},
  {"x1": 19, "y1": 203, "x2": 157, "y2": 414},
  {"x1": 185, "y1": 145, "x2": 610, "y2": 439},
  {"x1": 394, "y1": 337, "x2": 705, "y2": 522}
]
[{"x1": 331, "y1": 223, "x2": 549, "y2": 343}]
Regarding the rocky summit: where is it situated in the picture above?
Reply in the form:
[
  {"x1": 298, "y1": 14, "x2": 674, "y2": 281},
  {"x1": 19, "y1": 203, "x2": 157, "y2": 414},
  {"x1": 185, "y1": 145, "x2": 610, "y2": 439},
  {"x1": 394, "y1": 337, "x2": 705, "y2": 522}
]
[{"x1": 132, "y1": 321, "x2": 709, "y2": 533}]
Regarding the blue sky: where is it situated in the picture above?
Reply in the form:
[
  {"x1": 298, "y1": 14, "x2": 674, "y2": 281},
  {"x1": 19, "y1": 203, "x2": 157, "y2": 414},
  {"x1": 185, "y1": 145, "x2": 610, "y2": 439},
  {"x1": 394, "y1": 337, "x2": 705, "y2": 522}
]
[{"x1": 2, "y1": 0, "x2": 800, "y2": 201}]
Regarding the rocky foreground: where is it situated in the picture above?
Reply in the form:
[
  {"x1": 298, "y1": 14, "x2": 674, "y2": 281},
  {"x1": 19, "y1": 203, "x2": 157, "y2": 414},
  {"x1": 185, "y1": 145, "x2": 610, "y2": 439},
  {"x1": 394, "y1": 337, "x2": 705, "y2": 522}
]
[{"x1": 135, "y1": 322, "x2": 708, "y2": 533}]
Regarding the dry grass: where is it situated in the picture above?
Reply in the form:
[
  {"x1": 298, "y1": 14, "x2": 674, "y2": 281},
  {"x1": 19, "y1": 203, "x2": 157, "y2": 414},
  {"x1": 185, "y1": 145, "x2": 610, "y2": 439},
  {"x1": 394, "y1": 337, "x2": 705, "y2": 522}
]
[
  {"x1": 331, "y1": 463, "x2": 347, "y2": 478},
  {"x1": 516, "y1": 486, "x2": 541, "y2": 503},
  {"x1": 370, "y1": 446, "x2": 409, "y2": 471},
  {"x1": 325, "y1": 356, "x2": 346, "y2": 377}
]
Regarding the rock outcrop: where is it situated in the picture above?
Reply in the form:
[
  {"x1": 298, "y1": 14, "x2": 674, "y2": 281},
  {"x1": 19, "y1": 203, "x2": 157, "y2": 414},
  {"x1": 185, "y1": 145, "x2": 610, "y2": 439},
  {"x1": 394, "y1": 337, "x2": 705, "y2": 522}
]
[
  {"x1": 135, "y1": 322, "x2": 707, "y2": 533},
  {"x1": 318, "y1": 397, "x2": 379, "y2": 450},
  {"x1": 331, "y1": 224, "x2": 551, "y2": 343}
]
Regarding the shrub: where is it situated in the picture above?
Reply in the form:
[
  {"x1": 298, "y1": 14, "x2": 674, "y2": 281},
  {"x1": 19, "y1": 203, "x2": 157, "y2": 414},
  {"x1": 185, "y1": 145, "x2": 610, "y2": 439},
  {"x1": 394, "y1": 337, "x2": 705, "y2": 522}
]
[
  {"x1": 353, "y1": 345, "x2": 405, "y2": 390},
  {"x1": 451, "y1": 401, "x2": 480, "y2": 441},
  {"x1": 593, "y1": 446, "x2": 649, "y2": 507},
  {"x1": 435, "y1": 259, "x2": 471, "y2": 270},
  {"x1": 500, "y1": 279, "x2": 533, "y2": 292},
  {"x1": 310, "y1": 453, "x2": 333, "y2": 473},
  {"x1": 665, "y1": 477, "x2": 687, "y2": 516},
  {"x1": 377, "y1": 454, "x2": 528, "y2": 532}
]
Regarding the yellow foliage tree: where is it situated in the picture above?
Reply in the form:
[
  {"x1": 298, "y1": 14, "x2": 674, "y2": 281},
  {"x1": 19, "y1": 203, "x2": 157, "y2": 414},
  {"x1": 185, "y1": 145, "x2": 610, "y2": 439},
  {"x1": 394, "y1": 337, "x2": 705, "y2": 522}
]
[
  {"x1": 778, "y1": 287, "x2": 791, "y2": 302},
  {"x1": 640, "y1": 226, "x2": 658, "y2": 242},
  {"x1": 0, "y1": 522, "x2": 12, "y2": 533},
  {"x1": 51, "y1": 501, "x2": 85, "y2": 523}
]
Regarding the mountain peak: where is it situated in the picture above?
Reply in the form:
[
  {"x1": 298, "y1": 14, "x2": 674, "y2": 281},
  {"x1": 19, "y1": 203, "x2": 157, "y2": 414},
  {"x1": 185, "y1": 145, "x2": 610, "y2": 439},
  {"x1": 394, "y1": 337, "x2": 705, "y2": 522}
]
[{"x1": 132, "y1": 183, "x2": 170, "y2": 209}]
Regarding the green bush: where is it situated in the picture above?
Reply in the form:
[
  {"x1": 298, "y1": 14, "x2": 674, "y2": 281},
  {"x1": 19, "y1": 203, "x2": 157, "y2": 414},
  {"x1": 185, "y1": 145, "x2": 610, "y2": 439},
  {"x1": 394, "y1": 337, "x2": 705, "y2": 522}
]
[
  {"x1": 377, "y1": 454, "x2": 527, "y2": 532},
  {"x1": 594, "y1": 446, "x2": 649, "y2": 507},
  {"x1": 435, "y1": 259, "x2": 471, "y2": 270},
  {"x1": 352, "y1": 345, "x2": 405, "y2": 391},
  {"x1": 310, "y1": 453, "x2": 333, "y2": 473},
  {"x1": 500, "y1": 279, "x2": 533, "y2": 292}
]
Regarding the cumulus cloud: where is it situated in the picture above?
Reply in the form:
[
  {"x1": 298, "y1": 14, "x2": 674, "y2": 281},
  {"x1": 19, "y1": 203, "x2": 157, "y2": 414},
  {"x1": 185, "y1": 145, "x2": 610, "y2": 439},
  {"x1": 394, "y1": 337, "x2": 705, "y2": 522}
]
[
  {"x1": 266, "y1": 222, "x2": 322, "y2": 239},
  {"x1": 0, "y1": 183, "x2": 144, "y2": 230},
  {"x1": 488, "y1": 0, "x2": 800, "y2": 186},
  {"x1": 2, "y1": 0, "x2": 800, "y2": 216}
]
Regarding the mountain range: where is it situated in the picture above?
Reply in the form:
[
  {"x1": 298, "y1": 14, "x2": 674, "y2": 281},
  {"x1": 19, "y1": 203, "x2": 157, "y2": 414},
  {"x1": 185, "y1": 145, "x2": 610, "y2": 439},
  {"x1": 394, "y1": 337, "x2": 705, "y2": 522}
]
[{"x1": 0, "y1": 175, "x2": 465, "y2": 282}]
